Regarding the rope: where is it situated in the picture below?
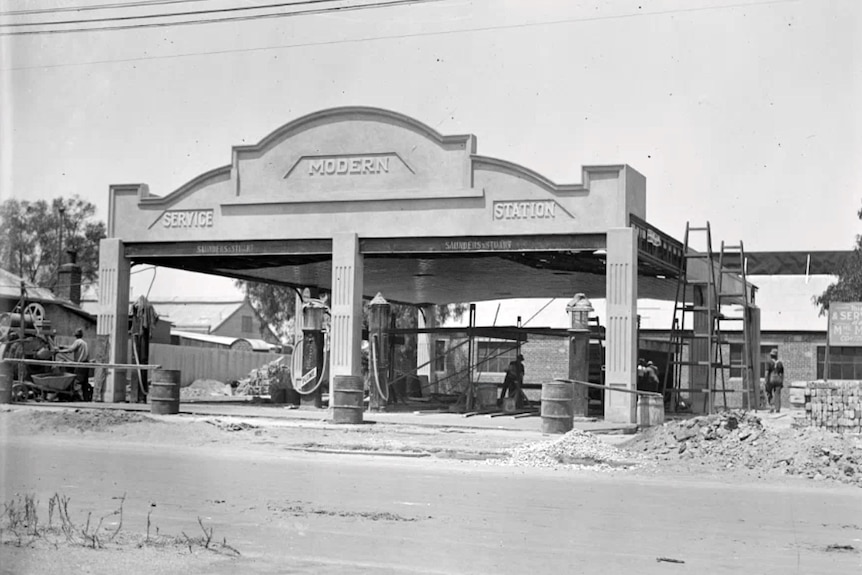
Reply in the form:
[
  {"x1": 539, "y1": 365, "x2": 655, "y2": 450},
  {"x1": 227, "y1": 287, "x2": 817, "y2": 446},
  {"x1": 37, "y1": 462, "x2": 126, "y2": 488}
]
[{"x1": 370, "y1": 333, "x2": 389, "y2": 402}]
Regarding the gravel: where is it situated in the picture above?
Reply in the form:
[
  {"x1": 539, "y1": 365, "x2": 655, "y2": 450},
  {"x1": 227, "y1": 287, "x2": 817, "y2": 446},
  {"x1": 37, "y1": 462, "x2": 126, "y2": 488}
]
[{"x1": 497, "y1": 429, "x2": 647, "y2": 471}]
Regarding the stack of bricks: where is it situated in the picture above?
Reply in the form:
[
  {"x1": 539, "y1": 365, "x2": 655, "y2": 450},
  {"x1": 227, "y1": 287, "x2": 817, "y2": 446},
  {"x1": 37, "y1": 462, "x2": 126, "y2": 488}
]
[{"x1": 803, "y1": 381, "x2": 862, "y2": 433}]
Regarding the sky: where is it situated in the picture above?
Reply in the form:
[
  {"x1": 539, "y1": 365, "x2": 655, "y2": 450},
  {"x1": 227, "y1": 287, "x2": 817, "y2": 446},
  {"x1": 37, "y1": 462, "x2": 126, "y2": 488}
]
[{"x1": 1, "y1": 0, "x2": 860, "y2": 328}]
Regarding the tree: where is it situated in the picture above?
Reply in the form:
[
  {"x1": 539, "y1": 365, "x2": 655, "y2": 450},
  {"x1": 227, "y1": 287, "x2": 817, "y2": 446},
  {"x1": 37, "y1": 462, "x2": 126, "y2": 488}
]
[
  {"x1": 235, "y1": 281, "x2": 298, "y2": 343},
  {"x1": 0, "y1": 195, "x2": 106, "y2": 288},
  {"x1": 815, "y1": 204, "x2": 862, "y2": 313}
]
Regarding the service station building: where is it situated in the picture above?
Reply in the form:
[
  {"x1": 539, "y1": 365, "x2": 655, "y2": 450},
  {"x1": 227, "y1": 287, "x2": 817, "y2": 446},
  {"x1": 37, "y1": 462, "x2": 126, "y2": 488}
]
[{"x1": 97, "y1": 107, "x2": 747, "y2": 424}]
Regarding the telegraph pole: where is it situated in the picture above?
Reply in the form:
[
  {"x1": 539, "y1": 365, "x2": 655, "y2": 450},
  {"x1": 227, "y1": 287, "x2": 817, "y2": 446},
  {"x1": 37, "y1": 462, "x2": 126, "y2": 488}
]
[{"x1": 57, "y1": 201, "x2": 66, "y2": 286}]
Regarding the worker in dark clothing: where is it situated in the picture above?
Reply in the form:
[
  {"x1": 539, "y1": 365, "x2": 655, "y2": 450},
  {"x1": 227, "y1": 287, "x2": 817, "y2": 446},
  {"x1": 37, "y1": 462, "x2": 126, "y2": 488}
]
[
  {"x1": 59, "y1": 328, "x2": 91, "y2": 401},
  {"x1": 765, "y1": 348, "x2": 784, "y2": 413},
  {"x1": 499, "y1": 354, "x2": 525, "y2": 404}
]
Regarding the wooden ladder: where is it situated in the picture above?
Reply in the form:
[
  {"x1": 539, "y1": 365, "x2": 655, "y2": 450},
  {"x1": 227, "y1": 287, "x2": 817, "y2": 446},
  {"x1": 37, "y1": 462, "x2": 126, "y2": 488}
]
[
  {"x1": 662, "y1": 222, "x2": 729, "y2": 414},
  {"x1": 718, "y1": 240, "x2": 758, "y2": 411}
]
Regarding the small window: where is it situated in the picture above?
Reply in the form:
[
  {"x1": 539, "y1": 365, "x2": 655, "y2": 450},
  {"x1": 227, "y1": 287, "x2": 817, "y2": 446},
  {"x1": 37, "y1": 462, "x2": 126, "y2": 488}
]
[
  {"x1": 241, "y1": 315, "x2": 253, "y2": 333},
  {"x1": 434, "y1": 340, "x2": 447, "y2": 372},
  {"x1": 817, "y1": 346, "x2": 862, "y2": 380},
  {"x1": 477, "y1": 341, "x2": 518, "y2": 373}
]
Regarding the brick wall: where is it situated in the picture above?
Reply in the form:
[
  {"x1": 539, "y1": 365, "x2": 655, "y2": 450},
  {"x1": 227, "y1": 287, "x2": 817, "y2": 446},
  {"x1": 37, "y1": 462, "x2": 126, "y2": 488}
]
[
  {"x1": 520, "y1": 335, "x2": 569, "y2": 385},
  {"x1": 431, "y1": 331, "x2": 836, "y2": 412},
  {"x1": 801, "y1": 380, "x2": 862, "y2": 433},
  {"x1": 674, "y1": 335, "x2": 824, "y2": 411}
]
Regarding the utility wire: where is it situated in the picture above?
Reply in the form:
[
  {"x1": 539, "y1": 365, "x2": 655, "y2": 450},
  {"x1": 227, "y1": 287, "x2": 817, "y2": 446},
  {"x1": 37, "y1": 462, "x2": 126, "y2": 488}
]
[
  {"x1": 0, "y1": 0, "x2": 443, "y2": 36},
  {"x1": 2, "y1": 0, "x2": 803, "y2": 66},
  {"x1": 0, "y1": 0, "x2": 216, "y2": 17},
  {"x1": 1, "y1": 0, "x2": 351, "y2": 27}
]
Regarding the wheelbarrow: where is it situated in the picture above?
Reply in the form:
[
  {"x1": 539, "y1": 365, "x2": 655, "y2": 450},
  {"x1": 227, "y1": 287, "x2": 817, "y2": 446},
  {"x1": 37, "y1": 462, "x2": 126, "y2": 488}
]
[{"x1": 19, "y1": 373, "x2": 78, "y2": 402}]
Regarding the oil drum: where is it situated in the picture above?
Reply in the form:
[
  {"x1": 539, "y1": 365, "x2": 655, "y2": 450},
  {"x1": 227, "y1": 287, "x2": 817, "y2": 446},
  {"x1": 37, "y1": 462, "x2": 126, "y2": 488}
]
[
  {"x1": 541, "y1": 381, "x2": 574, "y2": 434},
  {"x1": 331, "y1": 375, "x2": 364, "y2": 424},
  {"x1": 150, "y1": 369, "x2": 181, "y2": 415}
]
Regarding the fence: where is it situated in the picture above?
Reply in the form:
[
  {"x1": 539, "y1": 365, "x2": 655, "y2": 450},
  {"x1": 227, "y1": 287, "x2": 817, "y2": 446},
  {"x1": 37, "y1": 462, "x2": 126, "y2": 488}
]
[{"x1": 149, "y1": 344, "x2": 289, "y2": 386}]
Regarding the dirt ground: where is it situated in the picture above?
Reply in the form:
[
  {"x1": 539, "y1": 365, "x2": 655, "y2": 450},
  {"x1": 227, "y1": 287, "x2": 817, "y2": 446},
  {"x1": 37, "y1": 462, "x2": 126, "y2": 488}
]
[
  {"x1": 4, "y1": 404, "x2": 861, "y2": 485},
  {"x1": 2, "y1": 405, "x2": 861, "y2": 574}
]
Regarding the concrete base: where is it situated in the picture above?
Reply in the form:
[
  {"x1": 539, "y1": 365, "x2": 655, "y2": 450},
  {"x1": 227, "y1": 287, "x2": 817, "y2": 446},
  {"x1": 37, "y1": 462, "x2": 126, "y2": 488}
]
[{"x1": 637, "y1": 393, "x2": 665, "y2": 428}]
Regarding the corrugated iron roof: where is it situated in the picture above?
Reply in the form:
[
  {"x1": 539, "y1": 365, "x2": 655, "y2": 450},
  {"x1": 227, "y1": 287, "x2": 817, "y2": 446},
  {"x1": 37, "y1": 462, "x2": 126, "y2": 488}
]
[
  {"x1": 150, "y1": 300, "x2": 244, "y2": 332},
  {"x1": 0, "y1": 267, "x2": 93, "y2": 321},
  {"x1": 0, "y1": 268, "x2": 61, "y2": 302},
  {"x1": 172, "y1": 329, "x2": 277, "y2": 351}
]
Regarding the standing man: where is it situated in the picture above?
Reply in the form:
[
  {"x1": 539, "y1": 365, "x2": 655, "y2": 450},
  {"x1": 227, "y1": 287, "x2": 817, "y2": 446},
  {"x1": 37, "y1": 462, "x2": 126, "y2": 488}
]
[
  {"x1": 765, "y1": 348, "x2": 784, "y2": 413},
  {"x1": 59, "y1": 328, "x2": 91, "y2": 401},
  {"x1": 499, "y1": 354, "x2": 525, "y2": 405}
]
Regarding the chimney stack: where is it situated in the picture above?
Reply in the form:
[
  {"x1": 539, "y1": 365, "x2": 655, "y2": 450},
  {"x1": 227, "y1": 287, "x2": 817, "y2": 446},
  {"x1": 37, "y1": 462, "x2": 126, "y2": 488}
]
[{"x1": 57, "y1": 250, "x2": 82, "y2": 306}]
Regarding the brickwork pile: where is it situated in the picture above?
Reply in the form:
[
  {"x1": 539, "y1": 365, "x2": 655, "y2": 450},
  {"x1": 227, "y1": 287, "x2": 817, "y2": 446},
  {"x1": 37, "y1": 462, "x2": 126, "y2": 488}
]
[{"x1": 802, "y1": 380, "x2": 862, "y2": 434}]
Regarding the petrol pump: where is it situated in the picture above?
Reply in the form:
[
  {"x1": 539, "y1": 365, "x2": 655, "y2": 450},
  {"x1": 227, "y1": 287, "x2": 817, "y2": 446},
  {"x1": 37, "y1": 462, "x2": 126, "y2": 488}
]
[
  {"x1": 295, "y1": 292, "x2": 328, "y2": 408},
  {"x1": 367, "y1": 293, "x2": 391, "y2": 411},
  {"x1": 567, "y1": 293, "x2": 593, "y2": 417}
]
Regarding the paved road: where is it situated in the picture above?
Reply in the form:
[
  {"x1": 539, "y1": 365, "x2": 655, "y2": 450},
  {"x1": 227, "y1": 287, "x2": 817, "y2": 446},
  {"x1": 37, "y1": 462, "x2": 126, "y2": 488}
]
[{"x1": 2, "y1": 435, "x2": 861, "y2": 574}]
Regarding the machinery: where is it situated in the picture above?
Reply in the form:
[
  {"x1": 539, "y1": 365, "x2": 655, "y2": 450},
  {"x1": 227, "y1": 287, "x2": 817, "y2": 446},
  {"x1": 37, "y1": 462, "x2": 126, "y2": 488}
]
[{"x1": 0, "y1": 300, "x2": 61, "y2": 399}]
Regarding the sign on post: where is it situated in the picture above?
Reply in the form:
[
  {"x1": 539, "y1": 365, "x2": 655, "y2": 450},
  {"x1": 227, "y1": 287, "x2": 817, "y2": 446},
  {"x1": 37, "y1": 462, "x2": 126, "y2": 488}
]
[
  {"x1": 825, "y1": 302, "x2": 862, "y2": 382},
  {"x1": 828, "y1": 303, "x2": 862, "y2": 346}
]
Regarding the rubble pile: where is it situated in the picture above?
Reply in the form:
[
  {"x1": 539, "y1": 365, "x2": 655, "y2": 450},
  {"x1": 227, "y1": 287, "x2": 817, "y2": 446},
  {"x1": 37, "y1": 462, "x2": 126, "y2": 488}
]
[
  {"x1": 624, "y1": 411, "x2": 862, "y2": 486},
  {"x1": 501, "y1": 429, "x2": 645, "y2": 471},
  {"x1": 180, "y1": 379, "x2": 233, "y2": 400}
]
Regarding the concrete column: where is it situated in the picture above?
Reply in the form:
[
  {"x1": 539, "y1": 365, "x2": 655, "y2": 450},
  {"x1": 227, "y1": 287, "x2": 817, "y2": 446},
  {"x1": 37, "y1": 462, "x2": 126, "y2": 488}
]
[
  {"x1": 417, "y1": 305, "x2": 437, "y2": 394},
  {"x1": 329, "y1": 233, "x2": 364, "y2": 402},
  {"x1": 96, "y1": 238, "x2": 130, "y2": 403},
  {"x1": 604, "y1": 228, "x2": 638, "y2": 424}
]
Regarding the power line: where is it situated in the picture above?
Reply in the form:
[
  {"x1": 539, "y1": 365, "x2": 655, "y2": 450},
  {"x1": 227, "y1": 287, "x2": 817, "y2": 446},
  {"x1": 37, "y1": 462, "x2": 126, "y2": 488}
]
[
  {"x1": 0, "y1": 0, "x2": 440, "y2": 36},
  {"x1": 1, "y1": 0, "x2": 347, "y2": 27},
  {"x1": 2, "y1": 0, "x2": 804, "y2": 62},
  {"x1": 0, "y1": 0, "x2": 216, "y2": 17}
]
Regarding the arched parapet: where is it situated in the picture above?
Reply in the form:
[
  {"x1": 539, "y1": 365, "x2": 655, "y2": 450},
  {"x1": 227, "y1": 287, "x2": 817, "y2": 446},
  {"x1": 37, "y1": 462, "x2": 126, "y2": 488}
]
[
  {"x1": 107, "y1": 107, "x2": 646, "y2": 242},
  {"x1": 234, "y1": 106, "x2": 476, "y2": 157},
  {"x1": 230, "y1": 106, "x2": 476, "y2": 202}
]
